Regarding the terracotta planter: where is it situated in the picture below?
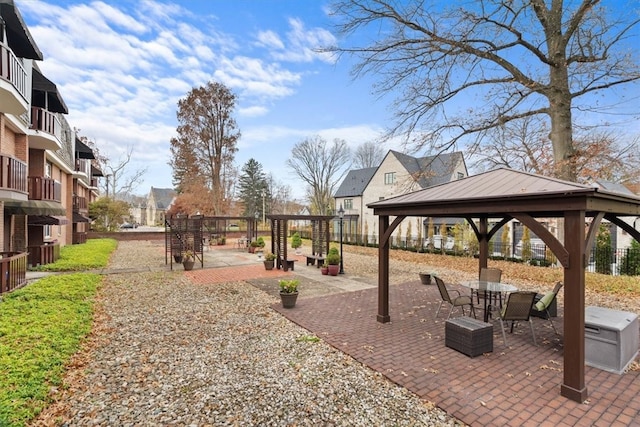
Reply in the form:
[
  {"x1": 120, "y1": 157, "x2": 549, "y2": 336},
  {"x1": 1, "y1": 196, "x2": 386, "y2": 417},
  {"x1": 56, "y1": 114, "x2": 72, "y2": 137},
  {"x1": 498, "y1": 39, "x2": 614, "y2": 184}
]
[
  {"x1": 321, "y1": 266, "x2": 329, "y2": 275},
  {"x1": 280, "y1": 291, "x2": 298, "y2": 308},
  {"x1": 183, "y1": 260, "x2": 195, "y2": 271},
  {"x1": 328, "y1": 264, "x2": 339, "y2": 276}
]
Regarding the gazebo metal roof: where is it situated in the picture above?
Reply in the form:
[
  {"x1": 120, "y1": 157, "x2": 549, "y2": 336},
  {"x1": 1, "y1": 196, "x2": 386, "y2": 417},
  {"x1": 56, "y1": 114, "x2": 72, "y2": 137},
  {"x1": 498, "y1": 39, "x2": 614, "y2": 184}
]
[{"x1": 369, "y1": 168, "x2": 640, "y2": 403}]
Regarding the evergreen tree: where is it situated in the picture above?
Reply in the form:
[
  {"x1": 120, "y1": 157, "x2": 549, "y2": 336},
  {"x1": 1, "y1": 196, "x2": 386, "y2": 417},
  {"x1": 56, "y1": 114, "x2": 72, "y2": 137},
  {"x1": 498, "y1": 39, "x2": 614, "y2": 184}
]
[{"x1": 238, "y1": 159, "x2": 268, "y2": 218}]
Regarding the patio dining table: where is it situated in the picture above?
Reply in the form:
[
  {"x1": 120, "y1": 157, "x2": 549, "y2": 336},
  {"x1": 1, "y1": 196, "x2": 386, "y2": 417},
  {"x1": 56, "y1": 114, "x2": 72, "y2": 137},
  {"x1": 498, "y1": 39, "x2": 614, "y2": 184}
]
[{"x1": 461, "y1": 280, "x2": 518, "y2": 322}]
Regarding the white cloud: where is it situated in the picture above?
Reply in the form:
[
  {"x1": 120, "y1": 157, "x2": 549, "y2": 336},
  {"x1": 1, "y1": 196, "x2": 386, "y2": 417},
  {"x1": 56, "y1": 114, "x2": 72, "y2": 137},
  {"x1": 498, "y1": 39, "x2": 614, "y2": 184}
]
[{"x1": 266, "y1": 18, "x2": 337, "y2": 63}]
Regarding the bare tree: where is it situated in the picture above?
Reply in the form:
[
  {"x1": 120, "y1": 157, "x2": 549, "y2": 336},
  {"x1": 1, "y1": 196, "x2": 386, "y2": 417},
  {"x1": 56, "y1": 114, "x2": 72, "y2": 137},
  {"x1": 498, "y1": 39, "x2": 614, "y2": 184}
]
[
  {"x1": 353, "y1": 141, "x2": 385, "y2": 168},
  {"x1": 286, "y1": 136, "x2": 351, "y2": 215},
  {"x1": 81, "y1": 137, "x2": 147, "y2": 199},
  {"x1": 328, "y1": 0, "x2": 640, "y2": 181},
  {"x1": 479, "y1": 118, "x2": 640, "y2": 184},
  {"x1": 169, "y1": 81, "x2": 240, "y2": 214}
]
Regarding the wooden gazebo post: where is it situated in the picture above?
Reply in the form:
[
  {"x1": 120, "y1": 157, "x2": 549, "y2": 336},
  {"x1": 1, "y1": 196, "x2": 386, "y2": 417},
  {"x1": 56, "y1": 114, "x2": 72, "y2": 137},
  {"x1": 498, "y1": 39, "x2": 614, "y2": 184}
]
[
  {"x1": 377, "y1": 214, "x2": 390, "y2": 323},
  {"x1": 561, "y1": 210, "x2": 588, "y2": 402}
]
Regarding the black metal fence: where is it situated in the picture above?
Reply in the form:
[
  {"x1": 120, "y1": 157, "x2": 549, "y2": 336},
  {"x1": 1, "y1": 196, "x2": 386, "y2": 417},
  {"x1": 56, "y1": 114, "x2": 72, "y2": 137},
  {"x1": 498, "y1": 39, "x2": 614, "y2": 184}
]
[{"x1": 299, "y1": 227, "x2": 640, "y2": 276}]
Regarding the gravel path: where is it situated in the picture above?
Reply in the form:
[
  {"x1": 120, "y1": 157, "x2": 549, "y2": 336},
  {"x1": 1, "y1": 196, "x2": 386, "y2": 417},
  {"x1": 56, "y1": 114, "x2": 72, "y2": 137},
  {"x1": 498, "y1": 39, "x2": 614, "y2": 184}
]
[{"x1": 34, "y1": 241, "x2": 464, "y2": 426}]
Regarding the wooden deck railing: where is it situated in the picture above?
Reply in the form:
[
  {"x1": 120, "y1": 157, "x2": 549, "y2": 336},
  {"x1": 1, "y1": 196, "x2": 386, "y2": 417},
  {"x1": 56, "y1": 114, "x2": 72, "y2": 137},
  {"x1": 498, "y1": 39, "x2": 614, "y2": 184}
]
[
  {"x1": 30, "y1": 107, "x2": 62, "y2": 139},
  {"x1": 0, "y1": 155, "x2": 27, "y2": 193},
  {"x1": 28, "y1": 176, "x2": 61, "y2": 202},
  {"x1": 73, "y1": 195, "x2": 87, "y2": 212},
  {"x1": 0, "y1": 45, "x2": 28, "y2": 102},
  {"x1": 27, "y1": 243, "x2": 60, "y2": 267},
  {"x1": 73, "y1": 232, "x2": 87, "y2": 244},
  {"x1": 0, "y1": 252, "x2": 28, "y2": 295}
]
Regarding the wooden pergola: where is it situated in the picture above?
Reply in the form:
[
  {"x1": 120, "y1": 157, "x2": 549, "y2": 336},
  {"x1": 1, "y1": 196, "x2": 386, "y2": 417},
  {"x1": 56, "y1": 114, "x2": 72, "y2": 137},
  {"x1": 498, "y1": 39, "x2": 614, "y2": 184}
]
[
  {"x1": 369, "y1": 168, "x2": 640, "y2": 403},
  {"x1": 267, "y1": 214, "x2": 335, "y2": 271}
]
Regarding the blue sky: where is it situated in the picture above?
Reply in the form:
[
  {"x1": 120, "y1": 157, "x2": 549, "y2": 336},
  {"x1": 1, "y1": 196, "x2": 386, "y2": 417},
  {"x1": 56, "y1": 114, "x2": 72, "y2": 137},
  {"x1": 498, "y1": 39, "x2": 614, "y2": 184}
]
[
  {"x1": 18, "y1": 0, "x2": 391, "y2": 200},
  {"x1": 17, "y1": 1, "x2": 640, "y2": 200}
]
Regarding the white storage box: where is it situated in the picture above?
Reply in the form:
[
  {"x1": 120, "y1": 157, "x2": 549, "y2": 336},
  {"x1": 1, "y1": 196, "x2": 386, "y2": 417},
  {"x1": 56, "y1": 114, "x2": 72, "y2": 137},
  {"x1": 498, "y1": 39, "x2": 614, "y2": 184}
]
[{"x1": 585, "y1": 306, "x2": 639, "y2": 374}]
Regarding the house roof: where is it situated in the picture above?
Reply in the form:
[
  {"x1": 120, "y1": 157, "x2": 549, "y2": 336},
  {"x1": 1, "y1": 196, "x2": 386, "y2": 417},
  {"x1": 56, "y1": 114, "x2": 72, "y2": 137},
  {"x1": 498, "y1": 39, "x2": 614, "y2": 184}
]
[
  {"x1": 150, "y1": 187, "x2": 176, "y2": 209},
  {"x1": 0, "y1": 0, "x2": 42, "y2": 60},
  {"x1": 335, "y1": 167, "x2": 377, "y2": 198},
  {"x1": 391, "y1": 150, "x2": 466, "y2": 188}
]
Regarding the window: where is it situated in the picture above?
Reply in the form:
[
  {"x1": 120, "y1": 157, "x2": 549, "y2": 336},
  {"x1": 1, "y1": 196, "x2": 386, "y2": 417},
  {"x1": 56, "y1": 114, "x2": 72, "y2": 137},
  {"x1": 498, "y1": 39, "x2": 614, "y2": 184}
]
[
  {"x1": 457, "y1": 172, "x2": 464, "y2": 180},
  {"x1": 44, "y1": 225, "x2": 52, "y2": 239},
  {"x1": 344, "y1": 199, "x2": 353, "y2": 209},
  {"x1": 384, "y1": 172, "x2": 396, "y2": 185},
  {"x1": 45, "y1": 161, "x2": 53, "y2": 178}
]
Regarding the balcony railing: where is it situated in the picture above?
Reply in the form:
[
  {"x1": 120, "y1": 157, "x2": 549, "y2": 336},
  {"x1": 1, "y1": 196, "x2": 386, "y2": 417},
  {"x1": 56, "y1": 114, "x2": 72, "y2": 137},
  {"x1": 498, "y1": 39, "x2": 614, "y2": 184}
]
[
  {"x1": 28, "y1": 176, "x2": 61, "y2": 202},
  {"x1": 27, "y1": 242, "x2": 60, "y2": 267},
  {"x1": 0, "y1": 252, "x2": 28, "y2": 295},
  {"x1": 73, "y1": 195, "x2": 87, "y2": 212},
  {"x1": 0, "y1": 155, "x2": 27, "y2": 193},
  {"x1": 73, "y1": 232, "x2": 87, "y2": 244},
  {"x1": 30, "y1": 107, "x2": 61, "y2": 139},
  {"x1": 75, "y1": 158, "x2": 91, "y2": 176},
  {"x1": 0, "y1": 45, "x2": 28, "y2": 102}
]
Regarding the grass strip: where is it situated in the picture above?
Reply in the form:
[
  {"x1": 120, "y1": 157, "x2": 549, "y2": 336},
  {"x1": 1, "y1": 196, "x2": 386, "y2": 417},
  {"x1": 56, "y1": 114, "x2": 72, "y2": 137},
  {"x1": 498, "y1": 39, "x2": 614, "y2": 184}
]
[{"x1": 33, "y1": 238, "x2": 117, "y2": 271}]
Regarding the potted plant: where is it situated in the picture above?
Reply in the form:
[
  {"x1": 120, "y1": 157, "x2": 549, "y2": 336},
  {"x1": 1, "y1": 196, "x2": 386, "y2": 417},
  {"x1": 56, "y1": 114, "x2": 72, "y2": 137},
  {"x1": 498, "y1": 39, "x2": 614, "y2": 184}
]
[
  {"x1": 291, "y1": 232, "x2": 302, "y2": 255},
  {"x1": 182, "y1": 250, "x2": 195, "y2": 271},
  {"x1": 419, "y1": 272, "x2": 436, "y2": 285},
  {"x1": 320, "y1": 261, "x2": 329, "y2": 275},
  {"x1": 278, "y1": 279, "x2": 299, "y2": 308},
  {"x1": 263, "y1": 251, "x2": 276, "y2": 270},
  {"x1": 249, "y1": 240, "x2": 259, "y2": 253},
  {"x1": 257, "y1": 236, "x2": 265, "y2": 249},
  {"x1": 326, "y1": 247, "x2": 341, "y2": 276}
]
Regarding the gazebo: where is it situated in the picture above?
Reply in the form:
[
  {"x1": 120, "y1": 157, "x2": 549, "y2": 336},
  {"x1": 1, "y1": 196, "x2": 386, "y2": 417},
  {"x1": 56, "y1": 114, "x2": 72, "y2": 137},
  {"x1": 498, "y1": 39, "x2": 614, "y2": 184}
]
[{"x1": 369, "y1": 168, "x2": 640, "y2": 403}]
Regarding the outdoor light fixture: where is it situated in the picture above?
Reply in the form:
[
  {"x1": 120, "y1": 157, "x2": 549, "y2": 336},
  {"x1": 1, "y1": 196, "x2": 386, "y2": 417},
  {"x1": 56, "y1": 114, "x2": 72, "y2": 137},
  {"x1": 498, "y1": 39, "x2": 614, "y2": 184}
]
[{"x1": 338, "y1": 204, "x2": 345, "y2": 274}]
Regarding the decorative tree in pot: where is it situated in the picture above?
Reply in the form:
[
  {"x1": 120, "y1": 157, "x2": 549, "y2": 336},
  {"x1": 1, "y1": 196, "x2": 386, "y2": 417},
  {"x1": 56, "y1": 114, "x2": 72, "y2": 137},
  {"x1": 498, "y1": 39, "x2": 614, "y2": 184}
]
[
  {"x1": 291, "y1": 232, "x2": 302, "y2": 255},
  {"x1": 320, "y1": 261, "x2": 329, "y2": 275},
  {"x1": 279, "y1": 279, "x2": 299, "y2": 308},
  {"x1": 263, "y1": 251, "x2": 276, "y2": 270},
  {"x1": 326, "y1": 247, "x2": 341, "y2": 276}
]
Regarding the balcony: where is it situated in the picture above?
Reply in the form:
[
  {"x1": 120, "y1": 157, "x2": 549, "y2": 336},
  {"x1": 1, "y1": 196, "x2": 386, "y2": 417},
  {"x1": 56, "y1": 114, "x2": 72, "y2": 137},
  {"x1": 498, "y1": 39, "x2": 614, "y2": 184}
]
[
  {"x1": 73, "y1": 195, "x2": 87, "y2": 212},
  {"x1": 28, "y1": 107, "x2": 62, "y2": 151},
  {"x1": 27, "y1": 242, "x2": 60, "y2": 268},
  {"x1": 73, "y1": 232, "x2": 87, "y2": 244},
  {"x1": 0, "y1": 155, "x2": 27, "y2": 194},
  {"x1": 0, "y1": 45, "x2": 29, "y2": 115},
  {"x1": 28, "y1": 176, "x2": 61, "y2": 202},
  {"x1": 0, "y1": 252, "x2": 28, "y2": 295}
]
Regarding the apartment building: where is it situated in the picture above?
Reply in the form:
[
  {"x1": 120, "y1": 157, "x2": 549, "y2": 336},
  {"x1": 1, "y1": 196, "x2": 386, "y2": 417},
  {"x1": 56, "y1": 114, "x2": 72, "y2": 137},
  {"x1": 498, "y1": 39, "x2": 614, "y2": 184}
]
[{"x1": 0, "y1": 0, "x2": 100, "y2": 291}]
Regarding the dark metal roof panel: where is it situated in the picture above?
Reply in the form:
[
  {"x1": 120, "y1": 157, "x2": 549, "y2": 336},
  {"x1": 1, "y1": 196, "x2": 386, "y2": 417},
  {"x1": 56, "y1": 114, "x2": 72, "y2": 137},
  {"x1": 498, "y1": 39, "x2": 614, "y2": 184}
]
[
  {"x1": 370, "y1": 168, "x2": 597, "y2": 207},
  {"x1": 0, "y1": 0, "x2": 43, "y2": 60},
  {"x1": 32, "y1": 67, "x2": 68, "y2": 114},
  {"x1": 335, "y1": 167, "x2": 377, "y2": 197}
]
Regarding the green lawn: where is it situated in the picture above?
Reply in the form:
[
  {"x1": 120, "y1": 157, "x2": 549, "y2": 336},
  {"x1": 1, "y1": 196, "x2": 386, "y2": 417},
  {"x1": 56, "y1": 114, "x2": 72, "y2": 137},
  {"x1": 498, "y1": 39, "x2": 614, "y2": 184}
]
[{"x1": 0, "y1": 239, "x2": 116, "y2": 426}]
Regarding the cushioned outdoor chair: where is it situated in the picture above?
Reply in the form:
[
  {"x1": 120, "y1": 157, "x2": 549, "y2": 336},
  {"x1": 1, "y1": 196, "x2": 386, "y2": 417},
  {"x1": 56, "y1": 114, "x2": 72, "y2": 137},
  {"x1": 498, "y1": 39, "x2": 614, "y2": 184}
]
[
  {"x1": 435, "y1": 276, "x2": 476, "y2": 319},
  {"x1": 531, "y1": 281, "x2": 563, "y2": 335},
  {"x1": 494, "y1": 291, "x2": 538, "y2": 347}
]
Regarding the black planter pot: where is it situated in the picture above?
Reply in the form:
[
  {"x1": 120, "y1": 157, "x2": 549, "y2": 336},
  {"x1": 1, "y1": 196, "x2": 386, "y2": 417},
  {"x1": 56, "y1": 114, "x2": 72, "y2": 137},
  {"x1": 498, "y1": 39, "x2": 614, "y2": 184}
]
[
  {"x1": 419, "y1": 273, "x2": 432, "y2": 285},
  {"x1": 280, "y1": 291, "x2": 298, "y2": 308},
  {"x1": 183, "y1": 260, "x2": 195, "y2": 271},
  {"x1": 264, "y1": 260, "x2": 275, "y2": 270}
]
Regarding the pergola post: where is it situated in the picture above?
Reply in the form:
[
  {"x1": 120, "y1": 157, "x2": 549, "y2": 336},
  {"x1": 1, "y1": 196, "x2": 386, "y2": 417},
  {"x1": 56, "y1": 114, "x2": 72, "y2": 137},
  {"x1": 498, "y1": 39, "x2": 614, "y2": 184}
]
[
  {"x1": 561, "y1": 210, "x2": 588, "y2": 402},
  {"x1": 377, "y1": 215, "x2": 390, "y2": 323}
]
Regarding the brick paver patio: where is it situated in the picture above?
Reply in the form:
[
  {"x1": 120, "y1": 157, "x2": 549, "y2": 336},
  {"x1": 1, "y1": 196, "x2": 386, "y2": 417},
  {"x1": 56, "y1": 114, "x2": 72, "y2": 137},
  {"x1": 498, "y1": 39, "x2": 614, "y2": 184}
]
[
  {"x1": 184, "y1": 246, "x2": 640, "y2": 426},
  {"x1": 273, "y1": 281, "x2": 640, "y2": 427}
]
